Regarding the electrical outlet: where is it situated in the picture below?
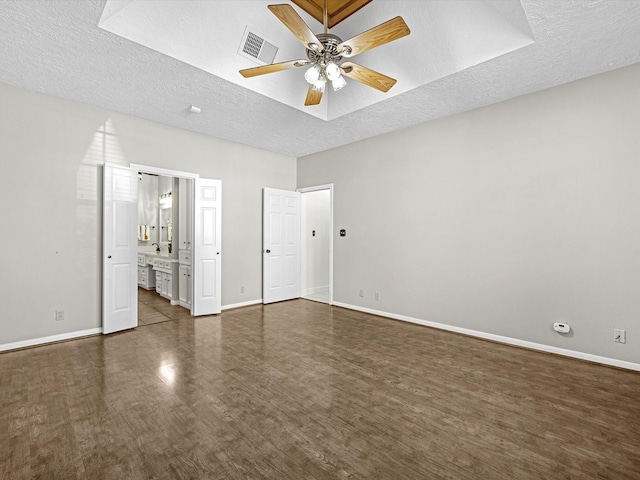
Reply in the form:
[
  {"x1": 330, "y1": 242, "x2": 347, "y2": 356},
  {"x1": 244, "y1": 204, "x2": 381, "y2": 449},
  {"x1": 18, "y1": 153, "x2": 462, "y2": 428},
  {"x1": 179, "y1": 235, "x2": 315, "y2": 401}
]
[
  {"x1": 55, "y1": 310, "x2": 64, "y2": 322},
  {"x1": 614, "y1": 329, "x2": 626, "y2": 344},
  {"x1": 359, "y1": 289, "x2": 364, "y2": 298},
  {"x1": 375, "y1": 292, "x2": 380, "y2": 301},
  {"x1": 240, "y1": 286, "x2": 245, "y2": 294}
]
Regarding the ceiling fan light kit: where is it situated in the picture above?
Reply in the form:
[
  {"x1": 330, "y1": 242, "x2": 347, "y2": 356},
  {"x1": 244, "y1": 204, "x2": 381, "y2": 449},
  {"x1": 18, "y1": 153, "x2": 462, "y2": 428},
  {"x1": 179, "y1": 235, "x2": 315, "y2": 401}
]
[
  {"x1": 239, "y1": 2, "x2": 410, "y2": 106},
  {"x1": 306, "y1": 61, "x2": 345, "y2": 92}
]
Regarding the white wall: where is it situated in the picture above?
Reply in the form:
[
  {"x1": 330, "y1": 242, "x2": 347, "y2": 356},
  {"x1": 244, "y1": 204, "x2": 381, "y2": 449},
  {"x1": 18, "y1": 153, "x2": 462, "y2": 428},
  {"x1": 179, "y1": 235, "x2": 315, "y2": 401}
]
[
  {"x1": 0, "y1": 82, "x2": 295, "y2": 347},
  {"x1": 298, "y1": 64, "x2": 640, "y2": 365},
  {"x1": 301, "y1": 190, "x2": 330, "y2": 295}
]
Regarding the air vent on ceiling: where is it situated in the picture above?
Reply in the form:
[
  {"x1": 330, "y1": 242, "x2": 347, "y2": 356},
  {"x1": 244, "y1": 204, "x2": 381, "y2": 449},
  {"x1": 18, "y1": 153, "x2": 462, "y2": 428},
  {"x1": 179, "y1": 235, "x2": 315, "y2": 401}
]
[{"x1": 238, "y1": 27, "x2": 278, "y2": 65}]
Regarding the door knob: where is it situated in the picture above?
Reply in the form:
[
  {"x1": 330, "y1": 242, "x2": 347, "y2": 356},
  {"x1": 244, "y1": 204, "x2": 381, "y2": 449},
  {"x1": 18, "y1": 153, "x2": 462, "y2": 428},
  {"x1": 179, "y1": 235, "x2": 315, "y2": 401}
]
[{"x1": 266, "y1": 249, "x2": 271, "y2": 253}]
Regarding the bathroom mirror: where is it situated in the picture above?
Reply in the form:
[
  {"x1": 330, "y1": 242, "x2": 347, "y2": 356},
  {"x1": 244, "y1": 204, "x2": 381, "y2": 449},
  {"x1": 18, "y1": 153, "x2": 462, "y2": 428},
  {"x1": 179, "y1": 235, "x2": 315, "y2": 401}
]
[
  {"x1": 159, "y1": 189, "x2": 172, "y2": 243},
  {"x1": 160, "y1": 204, "x2": 172, "y2": 243}
]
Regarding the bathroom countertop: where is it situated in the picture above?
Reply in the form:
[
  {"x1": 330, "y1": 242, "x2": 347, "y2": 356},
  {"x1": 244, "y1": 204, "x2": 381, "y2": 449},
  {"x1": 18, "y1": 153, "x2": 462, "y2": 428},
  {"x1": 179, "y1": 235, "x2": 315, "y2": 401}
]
[{"x1": 146, "y1": 252, "x2": 171, "y2": 259}]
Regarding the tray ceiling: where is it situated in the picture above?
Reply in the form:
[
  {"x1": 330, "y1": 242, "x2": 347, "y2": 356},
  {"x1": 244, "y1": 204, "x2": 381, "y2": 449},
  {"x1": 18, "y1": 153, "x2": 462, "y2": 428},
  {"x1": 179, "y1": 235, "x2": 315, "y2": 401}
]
[
  {"x1": 98, "y1": 0, "x2": 535, "y2": 121},
  {"x1": 0, "y1": 1, "x2": 639, "y2": 157}
]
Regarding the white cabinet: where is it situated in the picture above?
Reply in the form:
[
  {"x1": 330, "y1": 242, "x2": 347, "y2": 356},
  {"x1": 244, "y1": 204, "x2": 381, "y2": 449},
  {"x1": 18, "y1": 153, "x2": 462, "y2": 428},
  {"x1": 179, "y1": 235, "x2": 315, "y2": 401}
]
[
  {"x1": 155, "y1": 271, "x2": 173, "y2": 299},
  {"x1": 137, "y1": 254, "x2": 155, "y2": 290},
  {"x1": 163, "y1": 272, "x2": 173, "y2": 298},
  {"x1": 150, "y1": 257, "x2": 178, "y2": 303},
  {"x1": 155, "y1": 271, "x2": 163, "y2": 294},
  {"x1": 179, "y1": 250, "x2": 192, "y2": 265},
  {"x1": 137, "y1": 264, "x2": 156, "y2": 290},
  {"x1": 179, "y1": 265, "x2": 192, "y2": 308},
  {"x1": 176, "y1": 178, "x2": 194, "y2": 311},
  {"x1": 178, "y1": 178, "x2": 193, "y2": 251}
]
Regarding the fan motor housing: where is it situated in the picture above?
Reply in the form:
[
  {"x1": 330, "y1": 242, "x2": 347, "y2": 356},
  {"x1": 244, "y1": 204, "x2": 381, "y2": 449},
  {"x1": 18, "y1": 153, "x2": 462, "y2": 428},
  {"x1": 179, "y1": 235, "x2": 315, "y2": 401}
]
[{"x1": 307, "y1": 33, "x2": 344, "y2": 64}]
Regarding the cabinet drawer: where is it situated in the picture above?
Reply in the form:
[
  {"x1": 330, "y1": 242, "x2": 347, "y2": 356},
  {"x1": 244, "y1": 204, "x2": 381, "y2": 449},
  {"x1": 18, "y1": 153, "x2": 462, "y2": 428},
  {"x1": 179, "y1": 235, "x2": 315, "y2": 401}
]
[
  {"x1": 137, "y1": 254, "x2": 146, "y2": 266},
  {"x1": 179, "y1": 251, "x2": 192, "y2": 265}
]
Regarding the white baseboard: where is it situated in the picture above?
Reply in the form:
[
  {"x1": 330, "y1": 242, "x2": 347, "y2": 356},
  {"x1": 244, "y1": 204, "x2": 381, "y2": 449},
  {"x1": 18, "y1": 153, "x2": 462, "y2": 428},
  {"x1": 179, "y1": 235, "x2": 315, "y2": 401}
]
[
  {"x1": 222, "y1": 299, "x2": 263, "y2": 311},
  {"x1": 303, "y1": 285, "x2": 329, "y2": 296},
  {"x1": 0, "y1": 328, "x2": 103, "y2": 353},
  {"x1": 331, "y1": 302, "x2": 640, "y2": 372}
]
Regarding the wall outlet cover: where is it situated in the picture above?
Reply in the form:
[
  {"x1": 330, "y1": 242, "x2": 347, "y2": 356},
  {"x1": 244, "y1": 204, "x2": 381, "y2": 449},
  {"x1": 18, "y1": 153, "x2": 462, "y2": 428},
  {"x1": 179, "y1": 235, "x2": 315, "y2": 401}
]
[{"x1": 614, "y1": 329, "x2": 626, "y2": 344}]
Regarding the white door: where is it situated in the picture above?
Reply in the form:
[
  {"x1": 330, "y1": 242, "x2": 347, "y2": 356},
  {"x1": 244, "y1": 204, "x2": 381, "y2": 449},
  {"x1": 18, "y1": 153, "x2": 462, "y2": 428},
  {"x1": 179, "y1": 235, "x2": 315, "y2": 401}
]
[
  {"x1": 103, "y1": 164, "x2": 138, "y2": 334},
  {"x1": 263, "y1": 188, "x2": 301, "y2": 304},
  {"x1": 192, "y1": 178, "x2": 222, "y2": 315}
]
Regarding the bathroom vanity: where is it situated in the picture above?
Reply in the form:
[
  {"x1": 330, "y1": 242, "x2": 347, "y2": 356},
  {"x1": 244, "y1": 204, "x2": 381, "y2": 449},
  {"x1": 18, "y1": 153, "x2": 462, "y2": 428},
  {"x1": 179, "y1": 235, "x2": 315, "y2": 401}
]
[
  {"x1": 137, "y1": 253, "x2": 156, "y2": 290},
  {"x1": 137, "y1": 252, "x2": 179, "y2": 304}
]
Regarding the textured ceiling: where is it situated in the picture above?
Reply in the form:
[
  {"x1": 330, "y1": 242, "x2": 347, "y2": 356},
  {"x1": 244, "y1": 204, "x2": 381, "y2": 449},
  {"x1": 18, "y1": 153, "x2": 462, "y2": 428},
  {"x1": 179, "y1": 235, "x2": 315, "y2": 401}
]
[
  {"x1": 98, "y1": 1, "x2": 535, "y2": 120},
  {"x1": 0, "y1": 1, "x2": 639, "y2": 158}
]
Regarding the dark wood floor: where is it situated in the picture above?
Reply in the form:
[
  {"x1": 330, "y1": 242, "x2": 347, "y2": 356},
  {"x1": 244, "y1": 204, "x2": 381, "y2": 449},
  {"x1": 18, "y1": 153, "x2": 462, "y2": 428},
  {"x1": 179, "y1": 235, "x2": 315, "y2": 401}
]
[{"x1": 1, "y1": 299, "x2": 639, "y2": 479}]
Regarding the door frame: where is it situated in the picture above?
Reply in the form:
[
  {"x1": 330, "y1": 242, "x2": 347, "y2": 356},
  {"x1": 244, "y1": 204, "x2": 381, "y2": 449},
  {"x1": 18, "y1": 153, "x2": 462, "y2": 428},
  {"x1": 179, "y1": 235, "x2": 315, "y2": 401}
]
[
  {"x1": 129, "y1": 164, "x2": 199, "y2": 316},
  {"x1": 132, "y1": 164, "x2": 199, "y2": 181},
  {"x1": 297, "y1": 184, "x2": 334, "y2": 305}
]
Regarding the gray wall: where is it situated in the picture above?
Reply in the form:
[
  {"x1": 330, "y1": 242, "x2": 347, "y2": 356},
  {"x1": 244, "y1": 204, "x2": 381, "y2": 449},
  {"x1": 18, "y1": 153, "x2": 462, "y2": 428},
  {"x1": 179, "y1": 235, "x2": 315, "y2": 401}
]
[
  {"x1": 1, "y1": 82, "x2": 295, "y2": 346},
  {"x1": 3, "y1": 63, "x2": 639, "y2": 365},
  {"x1": 298, "y1": 64, "x2": 640, "y2": 364}
]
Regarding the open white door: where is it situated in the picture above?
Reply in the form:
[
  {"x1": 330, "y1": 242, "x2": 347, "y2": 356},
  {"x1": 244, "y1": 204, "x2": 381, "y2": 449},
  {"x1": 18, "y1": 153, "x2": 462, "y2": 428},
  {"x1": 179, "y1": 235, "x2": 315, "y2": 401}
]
[
  {"x1": 103, "y1": 163, "x2": 138, "y2": 334},
  {"x1": 192, "y1": 178, "x2": 222, "y2": 315},
  {"x1": 263, "y1": 188, "x2": 301, "y2": 304}
]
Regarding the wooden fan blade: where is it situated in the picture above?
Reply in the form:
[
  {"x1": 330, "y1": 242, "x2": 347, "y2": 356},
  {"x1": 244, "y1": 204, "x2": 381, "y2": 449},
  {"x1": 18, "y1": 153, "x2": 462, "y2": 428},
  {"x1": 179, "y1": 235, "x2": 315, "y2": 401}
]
[
  {"x1": 338, "y1": 16, "x2": 410, "y2": 58},
  {"x1": 340, "y1": 62, "x2": 397, "y2": 92},
  {"x1": 240, "y1": 59, "x2": 309, "y2": 78},
  {"x1": 304, "y1": 85, "x2": 323, "y2": 106},
  {"x1": 268, "y1": 4, "x2": 324, "y2": 53}
]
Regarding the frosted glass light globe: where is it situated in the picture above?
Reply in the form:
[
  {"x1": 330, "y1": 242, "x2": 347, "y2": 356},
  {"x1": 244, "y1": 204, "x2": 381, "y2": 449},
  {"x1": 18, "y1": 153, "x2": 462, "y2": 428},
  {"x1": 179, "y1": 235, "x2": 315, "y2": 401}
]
[
  {"x1": 304, "y1": 65, "x2": 320, "y2": 84},
  {"x1": 326, "y1": 62, "x2": 341, "y2": 81},
  {"x1": 312, "y1": 79, "x2": 326, "y2": 93},
  {"x1": 332, "y1": 75, "x2": 346, "y2": 91}
]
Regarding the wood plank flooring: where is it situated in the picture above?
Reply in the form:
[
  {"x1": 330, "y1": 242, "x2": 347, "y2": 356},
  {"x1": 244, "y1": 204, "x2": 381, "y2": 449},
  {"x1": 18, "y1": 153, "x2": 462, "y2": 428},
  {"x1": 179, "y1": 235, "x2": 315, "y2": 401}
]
[{"x1": 1, "y1": 299, "x2": 639, "y2": 479}]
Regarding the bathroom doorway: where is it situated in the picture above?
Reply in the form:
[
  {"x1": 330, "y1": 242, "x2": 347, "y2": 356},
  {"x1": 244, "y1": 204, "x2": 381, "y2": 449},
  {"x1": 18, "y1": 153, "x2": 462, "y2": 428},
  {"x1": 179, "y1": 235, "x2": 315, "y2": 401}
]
[
  {"x1": 136, "y1": 172, "x2": 187, "y2": 326},
  {"x1": 102, "y1": 163, "x2": 221, "y2": 334}
]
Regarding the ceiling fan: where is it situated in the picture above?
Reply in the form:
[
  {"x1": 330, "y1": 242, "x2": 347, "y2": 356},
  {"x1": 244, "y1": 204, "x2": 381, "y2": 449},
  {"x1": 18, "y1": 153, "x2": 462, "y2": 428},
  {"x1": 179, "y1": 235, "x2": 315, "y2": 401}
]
[{"x1": 239, "y1": 1, "x2": 410, "y2": 106}]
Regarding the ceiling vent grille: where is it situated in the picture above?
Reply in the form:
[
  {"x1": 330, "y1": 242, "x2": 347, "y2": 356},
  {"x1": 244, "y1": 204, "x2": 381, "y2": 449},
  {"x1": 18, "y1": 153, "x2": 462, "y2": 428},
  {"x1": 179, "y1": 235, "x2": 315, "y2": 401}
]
[{"x1": 238, "y1": 27, "x2": 278, "y2": 65}]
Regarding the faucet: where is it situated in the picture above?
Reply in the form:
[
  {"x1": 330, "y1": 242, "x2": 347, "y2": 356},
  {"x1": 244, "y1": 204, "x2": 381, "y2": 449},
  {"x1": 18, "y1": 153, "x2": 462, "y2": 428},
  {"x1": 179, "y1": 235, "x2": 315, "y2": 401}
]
[{"x1": 152, "y1": 243, "x2": 160, "y2": 252}]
